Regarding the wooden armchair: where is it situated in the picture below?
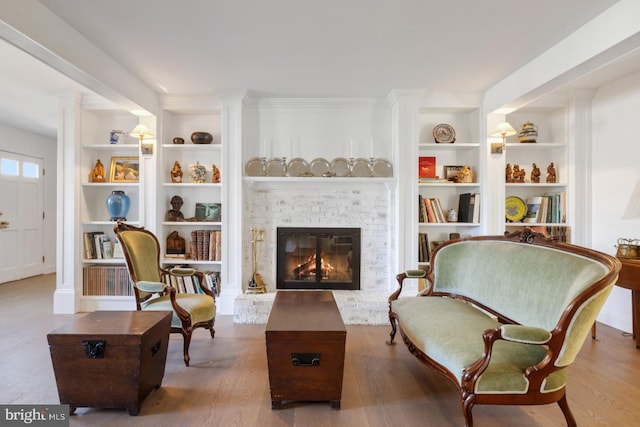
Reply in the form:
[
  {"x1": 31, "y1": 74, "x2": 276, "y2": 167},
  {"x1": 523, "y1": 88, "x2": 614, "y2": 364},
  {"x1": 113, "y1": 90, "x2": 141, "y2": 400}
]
[{"x1": 114, "y1": 222, "x2": 216, "y2": 366}]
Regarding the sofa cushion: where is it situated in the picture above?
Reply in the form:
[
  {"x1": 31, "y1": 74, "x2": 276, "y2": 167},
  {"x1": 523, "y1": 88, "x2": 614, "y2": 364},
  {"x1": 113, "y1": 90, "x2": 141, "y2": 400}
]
[{"x1": 392, "y1": 296, "x2": 562, "y2": 393}]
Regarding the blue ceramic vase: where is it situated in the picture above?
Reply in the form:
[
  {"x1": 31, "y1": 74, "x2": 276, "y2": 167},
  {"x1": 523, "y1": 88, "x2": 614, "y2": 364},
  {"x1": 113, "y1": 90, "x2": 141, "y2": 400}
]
[{"x1": 106, "y1": 190, "x2": 130, "y2": 221}]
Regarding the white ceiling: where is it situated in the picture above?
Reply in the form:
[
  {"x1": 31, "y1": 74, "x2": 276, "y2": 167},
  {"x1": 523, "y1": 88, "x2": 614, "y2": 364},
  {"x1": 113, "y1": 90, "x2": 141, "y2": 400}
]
[{"x1": 0, "y1": 0, "x2": 634, "y2": 137}]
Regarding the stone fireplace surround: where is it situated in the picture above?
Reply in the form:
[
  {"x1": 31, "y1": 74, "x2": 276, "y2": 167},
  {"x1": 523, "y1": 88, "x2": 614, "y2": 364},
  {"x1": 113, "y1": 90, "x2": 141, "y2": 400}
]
[{"x1": 235, "y1": 179, "x2": 396, "y2": 325}]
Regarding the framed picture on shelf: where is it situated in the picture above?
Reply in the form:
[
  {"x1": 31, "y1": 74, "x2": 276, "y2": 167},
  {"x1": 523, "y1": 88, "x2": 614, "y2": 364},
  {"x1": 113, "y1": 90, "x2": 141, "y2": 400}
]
[
  {"x1": 195, "y1": 203, "x2": 222, "y2": 221},
  {"x1": 109, "y1": 157, "x2": 139, "y2": 182},
  {"x1": 443, "y1": 165, "x2": 464, "y2": 181}
]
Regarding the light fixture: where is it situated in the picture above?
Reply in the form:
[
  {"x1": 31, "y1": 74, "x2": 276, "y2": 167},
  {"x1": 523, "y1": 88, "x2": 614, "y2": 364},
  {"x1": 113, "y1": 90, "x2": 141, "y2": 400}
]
[
  {"x1": 490, "y1": 122, "x2": 516, "y2": 154},
  {"x1": 130, "y1": 124, "x2": 155, "y2": 155}
]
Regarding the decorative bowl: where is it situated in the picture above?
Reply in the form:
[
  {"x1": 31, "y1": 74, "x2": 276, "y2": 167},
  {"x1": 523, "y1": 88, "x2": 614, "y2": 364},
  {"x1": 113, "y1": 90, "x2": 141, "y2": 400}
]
[
  {"x1": 172, "y1": 137, "x2": 184, "y2": 144},
  {"x1": 191, "y1": 132, "x2": 213, "y2": 144}
]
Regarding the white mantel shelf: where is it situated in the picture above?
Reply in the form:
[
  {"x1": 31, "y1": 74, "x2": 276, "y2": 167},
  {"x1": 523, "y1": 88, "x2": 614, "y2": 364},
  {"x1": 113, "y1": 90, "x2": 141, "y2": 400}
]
[{"x1": 243, "y1": 177, "x2": 395, "y2": 184}]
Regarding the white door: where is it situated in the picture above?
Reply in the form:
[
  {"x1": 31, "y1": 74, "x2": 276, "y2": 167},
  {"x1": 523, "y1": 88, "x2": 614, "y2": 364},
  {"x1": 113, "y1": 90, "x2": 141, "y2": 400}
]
[{"x1": 0, "y1": 151, "x2": 44, "y2": 283}]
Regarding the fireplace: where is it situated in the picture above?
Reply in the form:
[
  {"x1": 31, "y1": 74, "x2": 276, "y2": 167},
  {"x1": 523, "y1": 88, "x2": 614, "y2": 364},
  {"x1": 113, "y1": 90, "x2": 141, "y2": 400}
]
[{"x1": 277, "y1": 227, "x2": 361, "y2": 290}]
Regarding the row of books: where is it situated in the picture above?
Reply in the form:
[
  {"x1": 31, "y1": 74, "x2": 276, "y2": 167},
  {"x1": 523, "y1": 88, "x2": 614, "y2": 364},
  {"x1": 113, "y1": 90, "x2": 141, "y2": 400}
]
[
  {"x1": 162, "y1": 270, "x2": 221, "y2": 296},
  {"x1": 190, "y1": 230, "x2": 222, "y2": 261},
  {"x1": 83, "y1": 265, "x2": 132, "y2": 296},
  {"x1": 84, "y1": 232, "x2": 113, "y2": 259},
  {"x1": 418, "y1": 193, "x2": 480, "y2": 224},
  {"x1": 524, "y1": 192, "x2": 566, "y2": 224},
  {"x1": 418, "y1": 232, "x2": 432, "y2": 263}
]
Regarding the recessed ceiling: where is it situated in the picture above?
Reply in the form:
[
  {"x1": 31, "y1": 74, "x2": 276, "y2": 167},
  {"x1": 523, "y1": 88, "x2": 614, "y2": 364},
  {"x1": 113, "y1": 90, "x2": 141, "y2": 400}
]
[{"x1": 0, "y1": 0, "x2": 634, "y2": 137}]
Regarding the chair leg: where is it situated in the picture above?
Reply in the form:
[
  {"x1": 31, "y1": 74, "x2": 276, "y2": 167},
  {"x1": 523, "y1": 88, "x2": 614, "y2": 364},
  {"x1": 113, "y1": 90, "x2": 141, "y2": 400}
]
[
  {"x1": 462, "y1": 395, "x2": 474, "y2": 427},
  {"x1": 557, "y1": 393, "x2": 577, "y2": 427},
  {"x1": 208, "y1": 320, "x2": 215, "y2": 338},
  {"x1": 182, "y1": 330, "x2": 192, "y2": 367}
]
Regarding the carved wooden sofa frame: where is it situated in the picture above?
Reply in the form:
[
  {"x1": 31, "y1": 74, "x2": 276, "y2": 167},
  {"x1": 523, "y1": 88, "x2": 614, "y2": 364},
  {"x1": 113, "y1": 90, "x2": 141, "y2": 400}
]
[{"x1": 387, "y1": 229, "x2": 620, "y2": 426}]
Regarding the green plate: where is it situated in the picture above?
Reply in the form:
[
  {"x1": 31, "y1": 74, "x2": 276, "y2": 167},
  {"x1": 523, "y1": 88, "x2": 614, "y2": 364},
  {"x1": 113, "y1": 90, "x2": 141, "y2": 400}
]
[{"x1": 505, "y1": 196, "x2": 526, "y2": 222}]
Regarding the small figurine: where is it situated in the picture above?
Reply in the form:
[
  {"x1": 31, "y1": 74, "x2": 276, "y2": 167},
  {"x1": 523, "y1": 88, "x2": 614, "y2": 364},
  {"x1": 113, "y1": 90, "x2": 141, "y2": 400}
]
[
  {"x1": 91, "y1": 159, "x2": 105, "y2": 182},
  {"x1": 211, "y1": 164, "x2": 221, "y2": 183},
  {"x1": 531, "y1": 163, "x2": 540, "y2": 183},
  {"x1": 512, "y1": 164, "x2": 526, "y2": 183},
  {"x1": 167, "y1": 195, "x2": 185, "y2": 221},
  {"x1": 546, "y1": 162, "x2": 557, "y2": 183},
  {"x1": 506, "y1": 163, "x2": 513, "y2": 183},
  {"x1": 170, "y1": 161, "x2": 183, "y2": 183},
  {"x1": 458, "y1": 165, "x2": 473, "y2": 183}
]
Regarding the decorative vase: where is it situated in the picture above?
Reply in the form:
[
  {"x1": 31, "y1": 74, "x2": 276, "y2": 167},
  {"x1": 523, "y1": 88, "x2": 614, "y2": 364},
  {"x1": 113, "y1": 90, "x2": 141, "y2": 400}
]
[
  {"x1": 191, "y1": 131, "x2": 213, "y2": 144},
  {"x1": 106, "y1": 190, "x2": 130, "y2": 221},
  {"x1": 518, "y1": 122, "x2": 538, "y2": 143},
  {"x1": 189, "y1": 162, "x2": 207, "y2": 183}
]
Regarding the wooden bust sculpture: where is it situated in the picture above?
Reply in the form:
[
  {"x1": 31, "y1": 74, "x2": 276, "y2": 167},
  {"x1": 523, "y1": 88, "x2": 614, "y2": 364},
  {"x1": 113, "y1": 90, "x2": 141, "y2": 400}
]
[{"x1": 167, "y1": 195, "x2": 185, "y2": 221}]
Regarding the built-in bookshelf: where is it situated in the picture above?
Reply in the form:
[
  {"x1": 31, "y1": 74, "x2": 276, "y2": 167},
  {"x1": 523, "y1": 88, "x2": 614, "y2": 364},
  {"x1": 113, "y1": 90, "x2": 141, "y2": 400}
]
[
  {"x1": 159, "y1": 104, "x2": 224, "y2": 287},
  {"x1": 503, "y1": 106, "x2": 570, "y2": 242},
  {"x1": 79, "y1": 108, "x2": 141, "y2": 303},
  {"x1": 416, "y1": 106, "x2": 482, "y2": 266}
]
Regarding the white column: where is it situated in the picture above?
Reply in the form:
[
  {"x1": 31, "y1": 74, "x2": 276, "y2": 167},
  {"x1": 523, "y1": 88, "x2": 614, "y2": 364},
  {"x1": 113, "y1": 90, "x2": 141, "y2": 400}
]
[
  {"x1": 567, "y1": 89, "x2": 594, "y2": 247},
  {"x1": 53, "y1": 93, "x2": 82, "y2": 313},
  {"x1": 387, "y1": 90, "x2": 423, "y2": 277},
  {"x1": 218, "y1": 91, "x2": 246, "y2": 314}
]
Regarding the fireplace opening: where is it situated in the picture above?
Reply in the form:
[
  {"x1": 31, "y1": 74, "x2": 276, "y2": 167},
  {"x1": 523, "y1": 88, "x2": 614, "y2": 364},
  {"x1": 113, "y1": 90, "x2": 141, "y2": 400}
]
[{"x1": 277, "y1": 227, "x2": 361, "y2": 290}]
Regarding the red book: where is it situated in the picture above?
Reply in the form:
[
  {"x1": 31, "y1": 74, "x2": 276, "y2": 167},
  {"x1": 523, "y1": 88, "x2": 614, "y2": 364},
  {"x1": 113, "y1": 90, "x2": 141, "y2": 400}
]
[{"x1": 419, "y1": 157, "x2": 436, "y2": 179}]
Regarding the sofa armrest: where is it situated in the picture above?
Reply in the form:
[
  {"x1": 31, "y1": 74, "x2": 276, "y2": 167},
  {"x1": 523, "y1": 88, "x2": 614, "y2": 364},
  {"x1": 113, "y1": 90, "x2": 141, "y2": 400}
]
[
  {"x1": 500, "y1": 325, "x2": 552, "y2": 345},
  {"x1": 389, "y1": 270, "x2": 429, "y2": 301}
]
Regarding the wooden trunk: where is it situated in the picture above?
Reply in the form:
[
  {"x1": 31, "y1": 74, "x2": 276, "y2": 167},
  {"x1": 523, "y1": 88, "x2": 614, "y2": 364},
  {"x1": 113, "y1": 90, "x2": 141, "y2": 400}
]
[
  {"x1": 47, "y1": 310, "x2": 172, "y2": 415},
  {"x1": 265, "y1": 291, "x2": 346, "y2": 409}
]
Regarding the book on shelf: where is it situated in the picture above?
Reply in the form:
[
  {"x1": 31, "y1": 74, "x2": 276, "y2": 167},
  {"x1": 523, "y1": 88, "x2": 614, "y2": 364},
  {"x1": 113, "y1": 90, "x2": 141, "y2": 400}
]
[
  {"x1": 418, "y1": 156, "x2": 437, "y2": 179},
  {"x1": 83, "y1": 265, "x2": 131, "y2": 296},
  {"x1": 458, "y1": 192, "x2": 480, "y2": 223},
  {"x1": 83, "y1": 232, "x2": 113, "y2": 259},
  {"x1": 419, "y1": 195, "x2": 447, "y2": 223},
  {"x1": 189, "y1": 229, "x2": 222, "y2": 261},
  {"x1": 525, "y1": 196, "x2": 543, "y2": 223},
  {"x1": 163, "y1": 270, "x2": 220, "y2": 296},
  {"x1": 418, "y1": 232, "x2": 431, "y2": 263}
]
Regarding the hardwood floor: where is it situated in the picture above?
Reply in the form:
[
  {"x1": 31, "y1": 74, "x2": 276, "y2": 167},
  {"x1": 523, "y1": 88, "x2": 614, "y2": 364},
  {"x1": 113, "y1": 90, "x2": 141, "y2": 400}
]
[{"x1": 2, "y1": 274, "x2": 640, "y2": 426}]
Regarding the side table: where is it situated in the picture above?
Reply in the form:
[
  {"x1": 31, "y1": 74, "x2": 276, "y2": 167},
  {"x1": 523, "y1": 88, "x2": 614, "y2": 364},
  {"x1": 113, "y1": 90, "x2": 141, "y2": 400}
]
[{"x1": 616, "y1": 257, "x2": 640, "y2": 348}]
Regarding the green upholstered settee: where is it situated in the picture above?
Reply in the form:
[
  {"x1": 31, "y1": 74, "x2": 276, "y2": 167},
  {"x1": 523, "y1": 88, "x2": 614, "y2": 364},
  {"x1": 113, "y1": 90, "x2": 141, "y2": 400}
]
[{"x1": 387, "y1": 228, "x2": 620, "y2": 427}]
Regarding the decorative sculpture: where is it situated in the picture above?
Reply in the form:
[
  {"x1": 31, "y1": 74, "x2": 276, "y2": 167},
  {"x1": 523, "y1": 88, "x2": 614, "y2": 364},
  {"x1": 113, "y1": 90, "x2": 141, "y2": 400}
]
[
  {"x1": 546, "y1": 162, "x2": 557, "y2": 183},
  {"x1": 166, "y1": 230, "x2": 186, "y2": 254},
  {"x1": 506, "y1": 163, "x2": 513, "y2": 183},
  {"x1": 91, "y1": 159, "x2": 106, "y2": 182},
  {"x1": 167, "y1": 195, "x2": 185, "y2": 221},
  {"x1": 170, "y1": 161, "x2": 183, "y2": 183},
  {"x1": 531, "y1": 163, "x2": 540, "y2": 183},
  {"x1": 211, "y1": 164, "x2": 221, "y2": 183},
  {"x1": 458, "y1": 165, "x2": 473, "y2": 183}
]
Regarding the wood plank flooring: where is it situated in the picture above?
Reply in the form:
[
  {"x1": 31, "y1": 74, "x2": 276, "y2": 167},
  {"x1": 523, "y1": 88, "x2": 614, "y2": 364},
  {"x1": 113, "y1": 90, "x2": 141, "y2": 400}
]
[{"x1": 2, "y1": 274, "x2": 640, "y2": 426}]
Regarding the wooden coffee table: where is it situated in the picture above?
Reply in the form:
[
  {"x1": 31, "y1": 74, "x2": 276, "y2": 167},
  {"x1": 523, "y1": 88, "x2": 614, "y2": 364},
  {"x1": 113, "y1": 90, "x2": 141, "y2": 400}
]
[{"x1": 265, "y1": 291, "x2": 346, "y2": 409}]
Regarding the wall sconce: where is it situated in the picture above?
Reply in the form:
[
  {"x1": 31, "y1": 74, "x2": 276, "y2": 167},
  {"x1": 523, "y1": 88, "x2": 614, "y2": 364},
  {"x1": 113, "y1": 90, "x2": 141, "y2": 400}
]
[
  {"x1": 490, "y1": 122, "x2": 516, "y2": 154},
  {"x1": 130, "y1": 124, "x2": 155, "y2": 155}
]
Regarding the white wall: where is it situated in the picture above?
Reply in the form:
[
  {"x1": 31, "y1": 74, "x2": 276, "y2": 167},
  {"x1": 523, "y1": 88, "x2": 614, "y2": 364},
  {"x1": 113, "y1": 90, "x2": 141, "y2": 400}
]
[
  {"x1": 0, "y1": 123, "x2": 57, "y2": 275},
  {"x1": 591, "y1": 69, "x2": 640, "y2": 332}
]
